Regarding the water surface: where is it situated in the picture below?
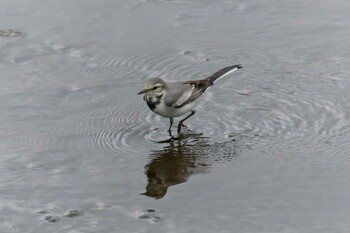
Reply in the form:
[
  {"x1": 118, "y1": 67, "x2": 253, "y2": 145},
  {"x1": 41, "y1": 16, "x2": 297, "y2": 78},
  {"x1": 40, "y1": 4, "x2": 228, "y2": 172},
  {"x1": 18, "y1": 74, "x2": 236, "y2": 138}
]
[{"x1": 1, "y1": 0, "x2": 350, "y2": 232}]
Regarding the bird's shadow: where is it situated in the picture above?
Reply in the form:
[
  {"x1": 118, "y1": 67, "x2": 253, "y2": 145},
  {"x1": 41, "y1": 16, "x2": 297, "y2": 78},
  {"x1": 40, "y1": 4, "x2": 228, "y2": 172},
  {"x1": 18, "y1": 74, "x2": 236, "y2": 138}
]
[{"x1": 141, "y1": 133, "x2": 239, "y2": 199}]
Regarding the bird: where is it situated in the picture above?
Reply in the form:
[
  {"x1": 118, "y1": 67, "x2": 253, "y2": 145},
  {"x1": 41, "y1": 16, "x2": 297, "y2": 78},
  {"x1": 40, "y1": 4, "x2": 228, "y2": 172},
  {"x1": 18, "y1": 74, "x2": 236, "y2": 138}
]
[{"x1": 138, "y1": 64, "x2": 242, "y2": 137}]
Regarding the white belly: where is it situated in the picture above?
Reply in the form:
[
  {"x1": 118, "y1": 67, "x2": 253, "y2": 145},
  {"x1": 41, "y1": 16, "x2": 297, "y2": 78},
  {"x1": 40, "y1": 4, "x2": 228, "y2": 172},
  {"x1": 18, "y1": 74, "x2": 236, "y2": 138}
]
[{"x1": 153, "y1": 99, "x2": 199, "y2": 118}]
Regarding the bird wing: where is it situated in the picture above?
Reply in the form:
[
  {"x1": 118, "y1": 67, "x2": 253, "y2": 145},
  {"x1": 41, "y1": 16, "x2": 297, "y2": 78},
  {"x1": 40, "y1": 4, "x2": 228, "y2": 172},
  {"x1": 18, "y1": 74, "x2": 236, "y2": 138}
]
[
  {"x1": 172, "y1": 84, "x2": 195, "y2": 107},
  {"x1": 163, "y1": 65, "x2": 242, "y2": 108},
  {"x1": 165, "y1": 80, "x2": 211, "y2": 108}
]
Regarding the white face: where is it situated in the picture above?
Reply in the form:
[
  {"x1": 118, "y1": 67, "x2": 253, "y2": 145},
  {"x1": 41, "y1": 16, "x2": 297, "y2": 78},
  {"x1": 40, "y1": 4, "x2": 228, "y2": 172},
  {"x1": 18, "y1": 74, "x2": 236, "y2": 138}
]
[
  {"x1": 145, "y1": 83, "x2": 165, "y2": 97},
  {"x1": 138, "y1": 77, "x2": 166, "y2": 97}
]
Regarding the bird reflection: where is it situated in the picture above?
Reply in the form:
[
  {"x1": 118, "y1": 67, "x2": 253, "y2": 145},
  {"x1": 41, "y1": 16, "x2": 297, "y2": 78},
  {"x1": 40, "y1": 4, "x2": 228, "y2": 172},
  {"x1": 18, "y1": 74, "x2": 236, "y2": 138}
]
[{"x1": 142, "y1": 134, "x2": 238, "y2": 199}]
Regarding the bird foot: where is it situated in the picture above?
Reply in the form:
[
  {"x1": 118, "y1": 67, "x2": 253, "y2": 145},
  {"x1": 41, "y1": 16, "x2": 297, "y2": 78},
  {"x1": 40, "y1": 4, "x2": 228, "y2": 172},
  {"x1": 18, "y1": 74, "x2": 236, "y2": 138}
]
[
  {"x1": 177, "y1": 123, "x2": 187, "y2": 135},
  {"x1": 168, "y1": 129, "x2": 173, "y2": 137}
]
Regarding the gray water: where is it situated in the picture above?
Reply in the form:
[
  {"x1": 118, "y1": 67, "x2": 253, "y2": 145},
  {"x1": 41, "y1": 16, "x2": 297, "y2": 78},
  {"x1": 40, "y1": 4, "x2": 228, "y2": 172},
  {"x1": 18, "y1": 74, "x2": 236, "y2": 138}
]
[{"x1": 1, "y1": 0, "x2": 350, "y2": 232}]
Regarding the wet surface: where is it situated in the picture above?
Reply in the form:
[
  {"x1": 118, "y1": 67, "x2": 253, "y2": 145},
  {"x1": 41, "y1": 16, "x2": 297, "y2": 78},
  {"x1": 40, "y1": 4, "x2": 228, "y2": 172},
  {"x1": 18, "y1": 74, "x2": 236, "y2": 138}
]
[{"x1": 1, "y1": 0, "x2": 350, "y2": 232}]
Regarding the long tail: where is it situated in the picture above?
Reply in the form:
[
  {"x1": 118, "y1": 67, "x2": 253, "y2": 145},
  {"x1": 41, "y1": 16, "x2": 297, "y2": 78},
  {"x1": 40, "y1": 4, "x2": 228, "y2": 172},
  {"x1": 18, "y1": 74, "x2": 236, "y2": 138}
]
[{"x1": 206, "y1": 64, "x2": 242, "y2": 84}]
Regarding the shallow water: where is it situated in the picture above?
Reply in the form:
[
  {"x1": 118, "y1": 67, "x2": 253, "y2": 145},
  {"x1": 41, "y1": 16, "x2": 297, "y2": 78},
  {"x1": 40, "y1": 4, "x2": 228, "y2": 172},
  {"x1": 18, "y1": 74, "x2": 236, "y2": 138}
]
[{"x1": 1, "y1": 0, "x2": 350, "y2": 232}]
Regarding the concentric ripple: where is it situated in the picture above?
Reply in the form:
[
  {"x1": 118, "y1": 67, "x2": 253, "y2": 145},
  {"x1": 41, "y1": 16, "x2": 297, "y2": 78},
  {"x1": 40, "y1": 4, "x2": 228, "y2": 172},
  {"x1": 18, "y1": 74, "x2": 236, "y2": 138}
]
[
  {"x1": 80, "y1": 101, "x2": 154, "y2": 154},
  {"x1": 7, "y1": 33, "x2": 348, "y2": 159}
]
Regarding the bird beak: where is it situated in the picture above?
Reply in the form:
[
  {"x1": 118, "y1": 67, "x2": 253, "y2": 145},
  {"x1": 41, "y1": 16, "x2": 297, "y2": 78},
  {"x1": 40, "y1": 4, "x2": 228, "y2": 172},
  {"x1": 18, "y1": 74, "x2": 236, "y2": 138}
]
[{"x1": 137, "y1": 89, "x2": 147, "y2": 95}]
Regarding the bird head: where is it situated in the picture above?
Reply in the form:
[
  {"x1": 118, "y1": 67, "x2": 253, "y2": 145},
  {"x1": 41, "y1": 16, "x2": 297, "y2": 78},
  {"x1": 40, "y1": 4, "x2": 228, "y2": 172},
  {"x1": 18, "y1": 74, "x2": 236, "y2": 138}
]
[{"x1": 137, "y1": 77, "x2": 166, "y2": 97}]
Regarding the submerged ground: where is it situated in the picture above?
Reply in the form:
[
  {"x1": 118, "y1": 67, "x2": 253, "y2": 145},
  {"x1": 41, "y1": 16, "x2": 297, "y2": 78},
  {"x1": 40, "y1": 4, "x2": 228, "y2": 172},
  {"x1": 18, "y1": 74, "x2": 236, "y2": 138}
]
[{"x1": 1, "y1": 0, "x2": 350, "y2": 232}]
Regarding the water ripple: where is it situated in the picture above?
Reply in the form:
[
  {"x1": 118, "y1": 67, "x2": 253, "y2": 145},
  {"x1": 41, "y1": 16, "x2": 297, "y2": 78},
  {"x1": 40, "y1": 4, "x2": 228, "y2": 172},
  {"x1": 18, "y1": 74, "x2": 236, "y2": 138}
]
[{"x1": 78, "y1": 98, "x2": 154, "y2": 154}]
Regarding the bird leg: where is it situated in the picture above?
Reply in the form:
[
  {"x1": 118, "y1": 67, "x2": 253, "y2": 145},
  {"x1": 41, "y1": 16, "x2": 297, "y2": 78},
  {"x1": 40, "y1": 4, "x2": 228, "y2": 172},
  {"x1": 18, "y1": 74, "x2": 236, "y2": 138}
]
[
  {"x1": 177, "y1": 110, "x2": 196, "y2": 134},
  {"x1": 168, "y1": 118, "x2": 174, "y2": 137}
]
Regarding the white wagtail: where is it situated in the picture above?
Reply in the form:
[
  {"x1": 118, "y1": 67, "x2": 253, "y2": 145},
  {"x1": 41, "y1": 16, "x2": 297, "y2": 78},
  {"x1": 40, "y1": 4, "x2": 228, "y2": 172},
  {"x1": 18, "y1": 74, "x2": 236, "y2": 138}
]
[{"x1": 138, "y1": 64, "x2": 242, "y2": 136}]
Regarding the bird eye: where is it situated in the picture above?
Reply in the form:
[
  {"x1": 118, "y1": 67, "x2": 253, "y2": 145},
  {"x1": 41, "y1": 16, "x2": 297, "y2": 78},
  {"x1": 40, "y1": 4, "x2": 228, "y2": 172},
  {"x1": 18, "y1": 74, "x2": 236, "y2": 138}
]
[{"x1": 152, "y1": 86, "x2": 158, "y2": 90}]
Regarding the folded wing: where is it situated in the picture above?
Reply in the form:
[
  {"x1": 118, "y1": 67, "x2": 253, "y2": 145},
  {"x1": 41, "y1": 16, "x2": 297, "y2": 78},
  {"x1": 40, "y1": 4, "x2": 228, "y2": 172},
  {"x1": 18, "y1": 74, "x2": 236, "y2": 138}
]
[{"x1": 165, "y1": 80, "x2": 211, "y2": 108}]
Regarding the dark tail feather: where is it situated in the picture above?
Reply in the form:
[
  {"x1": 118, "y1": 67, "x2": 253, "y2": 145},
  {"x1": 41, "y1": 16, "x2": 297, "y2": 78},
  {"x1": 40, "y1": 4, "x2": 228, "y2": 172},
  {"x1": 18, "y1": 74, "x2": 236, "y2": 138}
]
[{"x1": 206, "y1": 64, "x2": 242, "y2": 84}]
